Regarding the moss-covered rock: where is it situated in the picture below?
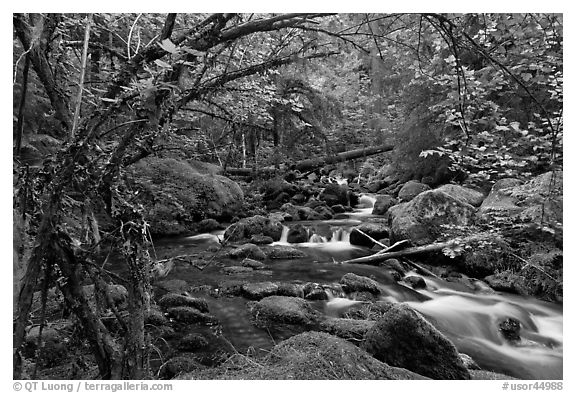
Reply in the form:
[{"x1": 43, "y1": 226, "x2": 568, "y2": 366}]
[
  {"x1": 340, "y1": 273, "x2": 385, "y2": 295},
  {"x1": 177, "y1": 333, "x2": 210, "y2": 352},
  {"x1": 398, "y1": 180, "x2": 431, "y2": 202},
  {"x1": 388, "y1": 190, "x2": 476, "y2": 245},
  {"x1": 181, "y1": 332, "x2": 427, "y2": 380},
  {"x1": 436, "y1": 184, "x2": 485, "y2": 207},
  {"x1": 319, "y1": 318, "x2": 375, "y2": 342},
  {"x1": 248, "y1": 296, "x2": 321, "y2": 329},
  {"x1": 226, "y1": 243, "x2": 267, "y2": 260},
  {"x1": 129, "y1": 157, "x2": 243, "y2": 236},
  {"x1": 266, "y1": 245, "x2": 307, "y2": 259},
  {"x1": 240, "y1": 258, "x2": 266, "y2": 270},
  {"x1": 478, "y1": 171, "x2": 562, "y2": 231},
  {"x1": 349, "y1": 223, "x2": 389, "y2": 247},
  {"x1": 221, "y1": 266, "x2": 254, "y2": 275},
  {"x1": 158, "y1": 293, "x2": 209, "y2": 313},
  {"x1": 361, "y1": 304, "x2": 470, "y2": 380},
  {"x1": 241, "y1": 282, "x2": 279, "y2": 300},
  {"x1": 287, "y1": 224, "x2": 309, "y2": 243},
  {"x1": 372, "y1": 194, "x2": 397, "y2": 215},
  {"x1": 158, "y1": 356, "x2": 205, "y2": 379},
  {"x1": 166, "y1": 306, "x2": 217, "y2": 324},
  {"x1": 224, "y1": 215, "x2": 284, "y2": 242}
]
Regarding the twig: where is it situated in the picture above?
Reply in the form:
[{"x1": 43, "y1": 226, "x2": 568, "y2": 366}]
[
  {"x1": 127, "y1": 13, "x2": 143, "y2": 60},
  {"x1": 353, "y1": 228, "x2": 388, "y2": 249},
  {"x1": 510, "y1": 252, "x2": 558, "y2": 282},
  {"x1": 71, "y1": 14, "x2": 92, "y2": 137},
  {"x1": 402, "y1": 258, "x2": 440, "y2": 278}
]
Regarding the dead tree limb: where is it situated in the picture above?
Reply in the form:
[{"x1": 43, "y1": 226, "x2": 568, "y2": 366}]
[{"x1": 342, "y1": 241, "x2": 454, "y2": 265}]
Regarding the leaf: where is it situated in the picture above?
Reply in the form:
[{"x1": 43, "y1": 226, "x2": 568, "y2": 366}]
[
  {"x1": 158, "y1": 39, "x2": 178, "y2": 54},
  {"x1": 183, "y1": 48, "x2": 205, "y2": 57},
  {"x1": 154, "y1": 59, "x2": 172, "y2": 69}
]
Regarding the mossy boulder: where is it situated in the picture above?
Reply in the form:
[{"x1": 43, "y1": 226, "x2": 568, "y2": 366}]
[
  {"x1": 361, "y1": 304, "x2": 470, "y2": 380},
  {"x1": 226, "y1": 243, "x2": 266, "y2": 260},
  {"x1": 181, "y1": 332, "x2": 427, "y2": 380},
  {"x1": 436, "y1": 184, "x2": 485, "y2": 207},
  {"x1": 248, "y1": 296, "x2": 321, "y2": 329},
  {"x1": 241, "y1": 282, "x2": 280, "y2": 300},
  {"x1": 130, "y1": 157, "x2": 243, "y2": 236},
  {"x1": 224, "y1": 215, "x2": 284, "y2": 242},
  {"x1": 319, "y1": 183, "x2": 352, "y2": 206},
  {"x1": 372, "y1": 194, "x2": 397, "y2": 215},
  {"x1": 158, "y1": 293, "x2": 209, "y2": 313},
  {"x1": 319, "y1": 318, "x2": 375, "y2": 342},
  {"x1": 478, "y1": 171, "x2": 562, "y2": 228},
  {"x1": 287, "y1": 224, "x2": 308, "y2": 243},
  {"x1": 166, "y1": 306, "x2": 217, "y2": 324},
  {"x1": 340, "y1": 273, "x2": 385, "y2": 295},
  {"x1": 177, "y1": 333, "x2": 210, "y2": 352},
  {"x1": 398, "y1": 180, "x2": 431, "y2": 202},
  {"x1": 158, "y1": 356, "x2": 205, "y2": 379},
  {"x1": 388, "y1": 190, "x2": 476, "y2": 245},
  {"x1": 349, "y1": 223, "x2": 389, "y2": 247},
  {"x1": 266, "y1": 245, "x2": 307, "y2": 259},
  {"x1": 240, "y1": 258, "x2": 266, "y2": 270}
]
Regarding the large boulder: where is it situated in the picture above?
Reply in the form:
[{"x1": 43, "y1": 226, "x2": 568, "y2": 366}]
[
  {"x1": 319, "y1": 184, "x2": 352, "y2": 207},
  {"x1": 226, "y1": 243, "x2": 266, "y2": 260},
  {"x1": 319, "y1": 318, "x2": 376, "y2": 342},
  {"x1": 224, "y1": 215, "x2": 284, "y2": 242},
  {"x1": 397, "y1": 180, "x2": 431, "y2": 202},
  {"x1": 130, "y1": 157, "x2": 243, "y2": 236},
  {"x1": 280, "y1": 203, "x2": 324, "y2": 221},
  {"x1": 436, "y1": 184, "x2": 485, "y2": 207},
  {"x1": 388, "y1": 190, "x2": 476, "y2": 245},
  {"x1": 340, "y1": 273, "x2": 385, "y2": 295},
  {"x1": 372, "y1": 195, "x2": 397, "y2": 215},
  {"x1": 183, "y1": 331, "x2": 427, "y2": 380},
  {"x1": 266, "y1": 245, "x2": 307, "y2": 259},
  {"x1": 478, "y1": 171, "x2": 562, "y2": 227},
  {"x1": 287, "y1": 224, "x2": 309, "y2": 243},
  {"x1": 241, "y1": 282, "x2": 280, "y2": 300},
  {"x1": 349, "y1": 223, "x2": 389, "y2": 247},
  {"x1": 361, "y1": 304, "x2": 470, "y2": 380}
]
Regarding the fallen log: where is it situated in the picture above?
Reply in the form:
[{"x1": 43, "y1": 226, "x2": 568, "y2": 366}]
[
  {"x1": 223, "y1": 143, "x2": 395, "y2": 176},
  {"x1": 292, "y1": 143, "x2": 395, "y2": 172},
  {"x1": 342, "y1": 241, "x2": 454, "y2": 265}
]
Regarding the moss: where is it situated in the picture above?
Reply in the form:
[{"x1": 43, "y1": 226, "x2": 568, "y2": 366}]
[
  {"x1": 158, "y1": 294, "x2": 209, "y2": 313},
  {"x1": 166, "y1": 307, "x2": 217, "y2": 324},
  {"x1": 128, "y1": 157, "x2": 243, "y2": 236},
  {"x1": 179, "y1": 332, "x2": 427, "y2": 380}
]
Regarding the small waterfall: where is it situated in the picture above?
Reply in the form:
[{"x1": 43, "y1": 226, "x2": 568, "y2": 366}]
[
  {"x1": 308, "y1": 227, "x2": 352, "y2": 245},
  {"x1": 357, "y1": 194, "x2": 377, "y2": 208},
  {"x1": 279, "y1": 225, "x2": 289, "y2": 243},
  {"x1": 350, "y1": 193, "x2": 378, "y2": 216}
]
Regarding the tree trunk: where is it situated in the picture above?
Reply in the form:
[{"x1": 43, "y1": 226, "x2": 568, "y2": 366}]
[
  {"x1": 224, "y1": 143, "x2": 395, "y2": 176},
  {"x1": 13, "y1": 14, "x2": 72, "y2": 134},
  {"x1": 15, "y1": 54, "x2": 30, "y2": 156}
]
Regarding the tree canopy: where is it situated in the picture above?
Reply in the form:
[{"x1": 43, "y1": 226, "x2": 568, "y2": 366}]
[{"x1": 12, "y1": 13, "x2": 562, "y2": 379}]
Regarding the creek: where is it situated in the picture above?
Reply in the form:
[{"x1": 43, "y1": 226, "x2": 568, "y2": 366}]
[{"x1": 152, "y1": 194, "x2": 562, "y2": 380}]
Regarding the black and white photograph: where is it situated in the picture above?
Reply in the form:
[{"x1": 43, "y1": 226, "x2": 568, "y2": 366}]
[{"x1": 11, "y1": 10, "x2": 564, "y2": 387}]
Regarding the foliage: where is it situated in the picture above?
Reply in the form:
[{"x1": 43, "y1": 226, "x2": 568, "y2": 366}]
[{"x1": 12, "y1": 12, "x2": 563, "y2": 379}]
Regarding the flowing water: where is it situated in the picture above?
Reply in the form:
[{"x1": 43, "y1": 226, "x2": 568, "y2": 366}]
[{"x1": 152, "y1": 194, "x2": 562, "y2": 380}]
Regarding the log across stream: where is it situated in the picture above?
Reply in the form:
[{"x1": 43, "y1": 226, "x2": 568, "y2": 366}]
[{"x1": 148, "y1": 194, "x2": 562, "y2": 380}]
